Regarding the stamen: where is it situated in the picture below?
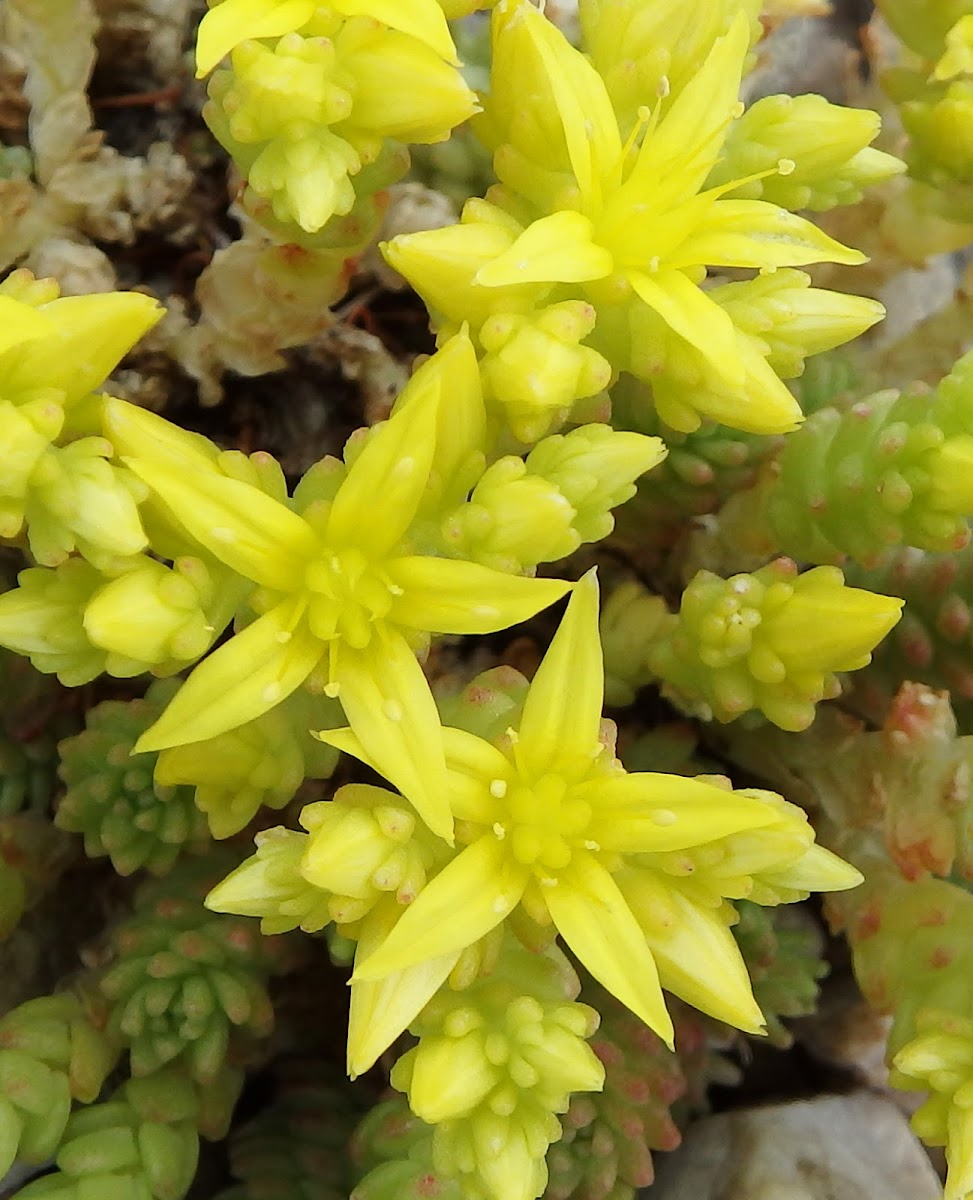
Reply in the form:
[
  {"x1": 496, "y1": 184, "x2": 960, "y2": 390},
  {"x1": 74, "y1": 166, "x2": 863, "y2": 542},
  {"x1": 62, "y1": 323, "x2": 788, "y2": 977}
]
[
  {"x1": 493, "y1": 822, "x2": 507, "y2": 840},
  {"x1": 583, "y1": 839, "x2": 601, "y2": 851},
  {"x1": 620, "y1": 104, "x2": 654, "y2": 166},
  {"x1": 777, "y1": 157, "x2": 795, "y2": 176},
  {"x1": 539, "y1": 876, "x2": 559, "y2": 888},
  {"x1": 505, "y1": 727, "x2": 520, "y2": 744},
  {"x1": 490, "y1": 779, "x2": 508, "y2": 799}
]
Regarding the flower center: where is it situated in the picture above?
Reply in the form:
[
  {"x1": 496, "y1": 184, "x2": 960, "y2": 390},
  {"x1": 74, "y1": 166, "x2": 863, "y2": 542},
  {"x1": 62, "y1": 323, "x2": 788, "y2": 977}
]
[
  {"x1": 499, "y1": 773, "x2": 594, "y2": 872},
  {"x1": 304, "y1": 546, "x2": 399, "y2": 650}
]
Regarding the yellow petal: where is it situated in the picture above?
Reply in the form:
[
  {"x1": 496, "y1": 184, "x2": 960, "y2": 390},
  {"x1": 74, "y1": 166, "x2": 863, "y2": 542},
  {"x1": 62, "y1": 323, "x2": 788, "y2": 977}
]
[
  {"x1": 388, "y1": 556, "x2": 571, "y2": 635},
  {"x1": 546, "y1": 851, "x2": 674, "y2": 1046},
  {"x1": 0, "y1": 296, "x2": 55, "y2": 356},
  {"x1": 347, "y1": 903, "x2": 460, "y2": 1077},
  {"x1": 670, "y1": 199, "x2": 867, "y2": 270},
  {"x1": 326, "y1": 373, "x2": 439, "y2": 560},
  {"x1": 394, "y1": 329, "x2": 487, "y2": 515},
  {"x1": 103, "y1": 397, "x2": 221, "y2": 470},
  {"x1": 583, "y1": 772, "x2": 778, "y2": 854},
  {"x1": 517, "y1": 570, "x2": 603, "y2": 780},
  {"x1": 335, "y1": 631, "x2": 453, "y2": 842},
  {"x1": 351, "y1": 836, "x2": 529, "y2": 980},
  {"x1": 333, "y1": 0, "x2": 457, "y2": 63},
  {"x1": 759, "y1": 842, "x2": 863, "y2": 894},
  {"x1": 492, "y1": 0, "x2": 621, "y2": 208},
  {"x1": 643, "y1": 888, "x2": 765, "y2": 1033},
  {"x1": 628, "y1": 13, "x2": 750, "y2": 203},
  {"x1": 134, "y1": 603, "x2": 322, "y2": 751},
  {"x1": 125, "y1": 458, "x2": 317, "y2": 592},
  {"x1": 443, "y1": 726, "x2": 511, "y2": 823},
  {"x1": 1, "y1": 293, "x2": 163, "y2": 406},
  {"x1": 629, "y1": 267, "x2": 742, "y2": 389},
  {"x1": 475, "y1": 212, "x2": 613, "y2": 288},
  {"x1": 195, "y1": 0, "x2": 314, "y2": 76}
]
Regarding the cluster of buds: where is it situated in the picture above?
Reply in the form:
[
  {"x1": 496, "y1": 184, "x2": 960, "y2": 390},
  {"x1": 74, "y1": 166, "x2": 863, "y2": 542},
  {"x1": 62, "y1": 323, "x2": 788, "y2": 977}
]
[
  {"x1": 195, "y1": 0, "x2": 479, "y2": 236},
  {"x1": 635, "y1": 560, "x2": 902, "y2": 730}
]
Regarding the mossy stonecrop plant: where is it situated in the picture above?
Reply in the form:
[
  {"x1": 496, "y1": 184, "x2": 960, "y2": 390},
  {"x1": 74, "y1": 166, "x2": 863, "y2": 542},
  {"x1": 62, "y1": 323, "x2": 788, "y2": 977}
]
[{"x1": 5, "y1": 0, "x2": 970, "y2": 1197}]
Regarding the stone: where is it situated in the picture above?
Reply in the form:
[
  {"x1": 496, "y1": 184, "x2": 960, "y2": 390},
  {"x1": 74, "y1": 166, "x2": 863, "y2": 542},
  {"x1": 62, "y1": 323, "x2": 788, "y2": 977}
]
[{"x1": 645, "y1": 1091, "x2": 942, "y2": 1199}]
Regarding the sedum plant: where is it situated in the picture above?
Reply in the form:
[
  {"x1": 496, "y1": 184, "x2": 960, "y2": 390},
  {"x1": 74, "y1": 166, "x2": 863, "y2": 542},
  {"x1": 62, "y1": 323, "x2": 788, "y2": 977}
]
[{"x1": 7, "y1": 0, "x2": 973, "y2": 1197}]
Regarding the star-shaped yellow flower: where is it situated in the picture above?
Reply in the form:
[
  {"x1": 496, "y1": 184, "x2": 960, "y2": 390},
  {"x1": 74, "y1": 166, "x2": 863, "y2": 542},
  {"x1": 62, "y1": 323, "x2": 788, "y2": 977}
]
[
  {"x1": 119, "y1": 332, "x2": 569, "y2": 842},
  {"x1": 322, "y1": 570, "x2": 861, "y2": 1045},
  {"x1": 386, "y1": 0, "x2": 884, "y2": 435}
]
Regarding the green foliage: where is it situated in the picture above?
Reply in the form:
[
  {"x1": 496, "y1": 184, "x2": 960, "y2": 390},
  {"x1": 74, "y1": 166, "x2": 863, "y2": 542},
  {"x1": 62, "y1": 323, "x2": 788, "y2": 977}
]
[
  {"x1": 97, "y1": 858, "x2": 296, "y2": 1082},
  {"x1": 731, "y1": 902, "x2": 828, "y2": 1047},
  {"x1": 56, "y1": 681, "x2": 209, "y2": 876},
  {"x1": 0, "y1": 993, "x2": 119, "y2": 1181}
]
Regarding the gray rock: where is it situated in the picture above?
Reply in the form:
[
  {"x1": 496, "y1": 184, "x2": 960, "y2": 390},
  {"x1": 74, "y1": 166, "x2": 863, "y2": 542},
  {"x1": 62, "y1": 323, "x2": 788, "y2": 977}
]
[{"x1": 645, "y1": 1092, "x2": 942, "y2": 1200}]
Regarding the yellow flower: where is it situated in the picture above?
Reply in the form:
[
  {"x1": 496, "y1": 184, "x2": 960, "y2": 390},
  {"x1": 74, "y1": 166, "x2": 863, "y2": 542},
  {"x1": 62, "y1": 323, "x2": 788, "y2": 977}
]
[
  {"x1": 389, "y1": 0, "x2": 879, "y2": 435},
  {"x1": 121, "y1": 333, "x2": 569, "y2": 841},
  {"x1": 320, "y1": 570, "x2": 854, "y2": 1046}
]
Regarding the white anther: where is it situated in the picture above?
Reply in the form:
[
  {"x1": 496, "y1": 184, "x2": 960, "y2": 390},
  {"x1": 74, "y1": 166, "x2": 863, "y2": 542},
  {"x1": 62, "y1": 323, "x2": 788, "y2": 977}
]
[
  {"x1": 490, "y1": 779, "x2": 508, "y2": 799},
  {"x1": 493, "y1": 822, "x2": 507, "y2": 840}
]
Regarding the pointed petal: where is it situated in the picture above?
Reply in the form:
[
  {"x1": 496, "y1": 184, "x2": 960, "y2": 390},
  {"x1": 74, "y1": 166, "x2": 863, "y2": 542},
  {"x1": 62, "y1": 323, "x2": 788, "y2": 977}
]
[
  {"x1": 760, "y1": 843, "x2": 863, "y2": 894},
  {"x1": 499, "y1": 0, "x2": 621, "y2": 207},
  {"x1": 628, "y1": 14, "x2": 750, "y2": 202},
  {"x1": 629, "y1": 267, "x2": 742, "y2": 388},
  {"x1": 312, "y1": 725, "x2": 380, "y2": 769},
  {"x1": 326, "y1": 377, "x2": 439, "y2": 560},
  {"x1": 351, "y1": 837, "x2": 528, "y2": 980},
  {"x1": 2, "y1": 293, "x2": 163, "y2": 406},
  {"x1": 547, "y1": 852, "x2": 674, "y2": 1046},
  {"x1": 517, "y1": 570, "x2": 603, "y2": 779},
  {"x1": 583, "y1": 772, "x2": 778, "y2": 854},
  {"x1": 443, "y1": 726, "x2": 511, "y2": 823},
  {"x1": 670, "y1": 199, "x2": 867, "y2": 271},
  {"x1": 0, "y1": 297, "x2": 55, "y2": 355},
  {"x1": 644, "y1": 889, "x2": 766, "y2": 1034},
  {"x1": 475, "y1": 212, "x2": 613, "y2": 288},
  {"x1": 347, "y1": 903, "x2": 460, "y2": 1078},
  {"x1": 389, "y1": 557, "x2": 571, "y2": 635},
  {"x1": 125, "y1": 458, "x2": 317, "y2": 592},
  {"x1": 333, "y1": 0, "x2": 457, "y2": 63},
  {"x1": 335, "y1": 631, "x2": 453, "y2": 842},
  {"x1": 133, "y1": 604, "x2": 322, "y2": 752},
  {"x1": 195, "y1": 0, "x2": 315, "y2": 75},
  {"x1": 395, "y1": 330, "x2": 487, "y2": 515},
  {"x1": 103, "y1": 397, "x2": 221, "y2": 470}
]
